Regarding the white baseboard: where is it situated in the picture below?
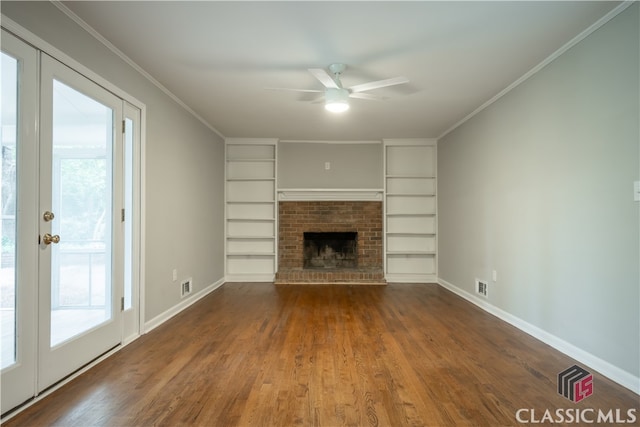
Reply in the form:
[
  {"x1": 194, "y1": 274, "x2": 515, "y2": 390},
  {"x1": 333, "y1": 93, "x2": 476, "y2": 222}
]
[
  {"x1": 225, "y1": 274, "x2": 275, "y2": 282},
  {"x1": 437, "y1": 277, "x2": 640, "y2": 395},
  {"x1": 144, "y1": 278, "x2": 225, "y2": 333},
  {"x1": 385, "y1": 273, "x2": 437, "y2": 283},
  {"x1": 122, "y1": 332, "x2": 140, "y2": 347}
]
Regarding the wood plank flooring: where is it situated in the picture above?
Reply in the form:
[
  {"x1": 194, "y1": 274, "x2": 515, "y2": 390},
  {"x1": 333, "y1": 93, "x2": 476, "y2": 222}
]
[{"x1": 4, "y1": 283, "x2": 639, "y2": 426}]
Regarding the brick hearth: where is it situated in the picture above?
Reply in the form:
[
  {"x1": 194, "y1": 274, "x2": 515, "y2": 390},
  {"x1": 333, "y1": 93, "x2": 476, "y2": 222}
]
[{"x1": 275, "y1": 201, "x2": 385, "y2": 284}]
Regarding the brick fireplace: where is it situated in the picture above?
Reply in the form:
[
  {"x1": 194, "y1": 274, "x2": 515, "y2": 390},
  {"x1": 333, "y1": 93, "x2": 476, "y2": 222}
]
[{"x1": 275, "y1": 200, "x2": 386, "y2": 284}]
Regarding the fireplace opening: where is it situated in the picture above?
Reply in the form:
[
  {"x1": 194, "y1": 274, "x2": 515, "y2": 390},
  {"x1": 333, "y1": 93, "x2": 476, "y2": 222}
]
[{"x1": 303, "y1": 232, "x2": 357, "y2": 269}]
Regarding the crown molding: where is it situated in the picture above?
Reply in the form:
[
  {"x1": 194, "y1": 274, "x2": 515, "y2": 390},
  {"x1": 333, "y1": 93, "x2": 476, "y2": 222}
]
[
  {"x1": 50, "y1": 0, "x2": 225, "y2": 140},
  {"x1": 437, "y1": 1, "x2": 636, "y2": 140}
]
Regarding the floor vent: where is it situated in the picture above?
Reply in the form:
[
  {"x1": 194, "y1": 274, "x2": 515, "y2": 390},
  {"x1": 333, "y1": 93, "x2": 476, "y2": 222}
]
[
  {"x1": 476, "y1": 279, "x2": 488, "y2": 298},
  {"x1": 181, "y1": 278, "x2": 193, "y2": 298}
]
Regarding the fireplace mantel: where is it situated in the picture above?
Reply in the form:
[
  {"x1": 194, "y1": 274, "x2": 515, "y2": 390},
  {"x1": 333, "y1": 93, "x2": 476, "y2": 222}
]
[{"x1": 277, "y1": 188, "x2": 383, "y2": 201}]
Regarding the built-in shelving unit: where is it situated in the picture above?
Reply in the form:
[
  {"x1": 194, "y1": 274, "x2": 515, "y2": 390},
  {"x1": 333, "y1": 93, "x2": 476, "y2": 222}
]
[
  {"x1": 384, "y1": 139, "x2": 437, "y2": 282},
  {"x1": 225, "y1": 138, "x2": 277, "y2": 281}
]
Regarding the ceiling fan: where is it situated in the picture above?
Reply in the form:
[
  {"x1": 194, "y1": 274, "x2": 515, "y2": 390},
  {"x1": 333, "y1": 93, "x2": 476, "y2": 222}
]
[{"x1": 268, "y1": 63, "x2": 409, "y2": 113}]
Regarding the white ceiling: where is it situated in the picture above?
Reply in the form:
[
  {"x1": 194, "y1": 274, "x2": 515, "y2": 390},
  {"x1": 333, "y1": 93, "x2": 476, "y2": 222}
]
[{"x1": 61, "y1": 1, "x2": 620, "y2": 141}]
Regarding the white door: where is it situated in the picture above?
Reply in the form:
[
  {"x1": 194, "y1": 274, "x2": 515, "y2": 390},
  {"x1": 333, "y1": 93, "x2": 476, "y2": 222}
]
[
  {"x1": 37, "y1": 54, "x2": 123, "y2": 391},
  {"x1": 0, "y1": 29, "x2": 39, "y2": 415}
]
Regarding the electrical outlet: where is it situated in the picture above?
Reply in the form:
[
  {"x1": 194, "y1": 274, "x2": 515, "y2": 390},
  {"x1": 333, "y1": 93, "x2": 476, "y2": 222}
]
[
  {"x1": 172, "y1": 269, "x2": 177, "y2": 282},
  {"x1": 492, "y1": 270, "x2": 498, "y2": 282},
  {"x1": 325, "y1": 162, "x2": 331, "y2": 170}
]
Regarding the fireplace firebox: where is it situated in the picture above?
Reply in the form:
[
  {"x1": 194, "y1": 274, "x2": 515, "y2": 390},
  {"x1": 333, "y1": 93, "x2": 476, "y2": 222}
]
[{"x1": 303, "y1": 232, "x2": 357, "y2": 269}]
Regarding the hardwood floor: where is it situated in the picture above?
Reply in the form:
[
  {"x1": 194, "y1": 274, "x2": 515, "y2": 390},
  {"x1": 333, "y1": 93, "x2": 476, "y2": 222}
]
[{"x1": 5, "y1": 283, "x2": 638, "y2": 426}]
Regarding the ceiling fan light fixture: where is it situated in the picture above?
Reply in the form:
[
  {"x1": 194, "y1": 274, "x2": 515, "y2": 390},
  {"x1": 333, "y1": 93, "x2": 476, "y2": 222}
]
[{"x1": 324, "y1": 88, "x2": 350, "y2": 113}]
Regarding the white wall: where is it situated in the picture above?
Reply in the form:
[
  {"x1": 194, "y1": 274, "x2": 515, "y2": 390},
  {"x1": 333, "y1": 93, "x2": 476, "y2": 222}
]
[
  {"x1": 278, "y1": 142, "x2": 383, "y2": 189},
  {"x1": 1, "y1": 1, "x2": 226, "y2": 322},
  {"x1": 438, "y1": 4, "x2": 639, "y2": 381}
]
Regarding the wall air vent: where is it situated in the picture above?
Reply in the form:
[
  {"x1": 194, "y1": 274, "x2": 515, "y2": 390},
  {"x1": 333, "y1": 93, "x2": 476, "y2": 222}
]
[
  {"x1": 476, "y1": 278, "x2": 488, "y2": 298},
  {"x1": 181, "y1": 278, "x2": 193, "y2": 298}
]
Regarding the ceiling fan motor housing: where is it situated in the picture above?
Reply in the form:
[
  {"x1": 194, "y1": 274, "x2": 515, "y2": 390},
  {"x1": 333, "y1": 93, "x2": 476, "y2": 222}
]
[
  {"x1": 325, "y1": 88, "x2": 349, "y2": 103},
  {"x1": 325, "y1": 88, "x2": 350, "y2": 112}
]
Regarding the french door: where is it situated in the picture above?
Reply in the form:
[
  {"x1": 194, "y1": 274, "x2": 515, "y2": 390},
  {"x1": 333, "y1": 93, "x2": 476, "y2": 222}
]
[
  {"x1": 1, "y1": 31, "x2": 138, "y2": 414},
  {"x1": 37, "y1": 53, "x2": 123, "y2": 390}
]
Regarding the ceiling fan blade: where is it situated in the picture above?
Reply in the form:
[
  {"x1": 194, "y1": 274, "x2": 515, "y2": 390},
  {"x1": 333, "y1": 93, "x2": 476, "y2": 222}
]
[
  {"x1": 348, "y1": 92, "x2": 388, "y2": 101},
  {"x1": 308, "y1": 68, "x2": 339, "y2": 89},
  {"x1": 348, "y1": 76, "x2": 409, "y2": 93},
  {"x1": 265, "y1": 87, "x2": 323, "y2": 93}
]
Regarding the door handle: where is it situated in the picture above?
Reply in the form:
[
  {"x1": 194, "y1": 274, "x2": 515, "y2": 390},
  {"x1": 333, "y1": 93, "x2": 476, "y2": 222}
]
[
  {"x1": 43, "y1": 211, "x2": 55, "y2": 222},
  {"x1": 42, "y1": 233, "x2": 60, "y2": 245}
]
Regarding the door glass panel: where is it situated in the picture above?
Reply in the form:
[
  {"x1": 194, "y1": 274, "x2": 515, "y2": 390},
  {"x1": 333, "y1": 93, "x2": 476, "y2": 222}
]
[
  {"x1": 50, "y1": 80, "x2": 113, "y2": 346},
  {"x1": 0, "y1": 52, "x2": 18, "y2": 369}
]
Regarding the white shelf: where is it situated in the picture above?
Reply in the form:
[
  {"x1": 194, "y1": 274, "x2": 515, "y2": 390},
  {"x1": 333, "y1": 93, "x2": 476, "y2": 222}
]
[
  {"x1": 227, "y1": 198, "x2": 275, "y2": 203},
  {"x1": 386, "y1": 174, "x2": 435, "y2": 179},
  {"x1": 384, "y1": 139, "x2": 437, "y2": 281},
  {"x1": 227, "y1": 218, "x2": 275, "y2": 222},
  {"x1": 386, "y1": 192, "x2": 435, "y2": 197},
  {"x1": 226, "y1": 158, "x2": 275, "y2": 162},
  {"x1": 227, "y1": 252, "x2": 275, "y2": 258},
  {"x1": 386, "y1": 213, "x2": 436, "y2": 217},
  {"x1": 387, "y1": 176, "x2": 436, "y2": 195},
  {"x1": 387, "y1": 232, "x2": 436, "y2": 236},
  {"x1": 387, "y1": 251, "x2": 436, "y2": 255},
  {"x1": 227, "y1": 178, "x2": 276, "y2": 182},
  {"x1": 225, "y1": 139, "x2": 277, "y2": 278},
  {"x1": 227, "y1": 235, "x2": 275, "y2": 240},
  {"x1": 227, "y1": 201, "x2": 275, "y2": 205}
]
